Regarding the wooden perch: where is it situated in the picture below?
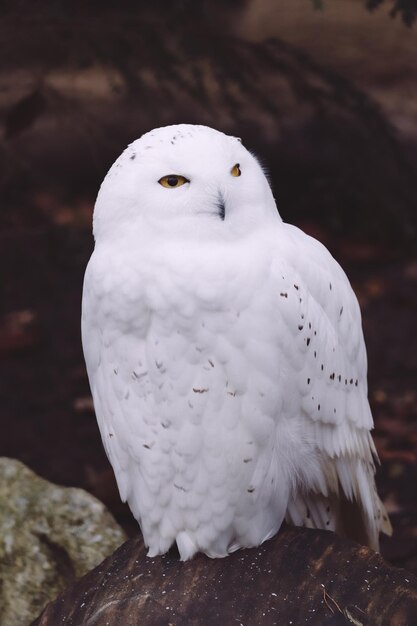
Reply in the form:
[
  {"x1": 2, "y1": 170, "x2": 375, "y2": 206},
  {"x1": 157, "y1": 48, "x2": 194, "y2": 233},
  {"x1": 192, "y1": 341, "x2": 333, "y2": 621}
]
[{"x1": 33, "y1": 525, "x2": 417, "y2": 625}]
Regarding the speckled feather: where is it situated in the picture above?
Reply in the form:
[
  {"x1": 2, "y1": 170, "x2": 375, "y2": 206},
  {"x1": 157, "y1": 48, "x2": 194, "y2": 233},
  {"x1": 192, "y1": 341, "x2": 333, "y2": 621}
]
[{"x1": 82, "y1": 125, "x2": 391, "y2": 560}]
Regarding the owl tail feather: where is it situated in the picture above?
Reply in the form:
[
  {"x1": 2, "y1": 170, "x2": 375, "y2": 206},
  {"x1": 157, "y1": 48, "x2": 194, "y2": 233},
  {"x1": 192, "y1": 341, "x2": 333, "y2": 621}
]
[{"x1": 285, "y1": 489, "x2": 392, "y2": 552}]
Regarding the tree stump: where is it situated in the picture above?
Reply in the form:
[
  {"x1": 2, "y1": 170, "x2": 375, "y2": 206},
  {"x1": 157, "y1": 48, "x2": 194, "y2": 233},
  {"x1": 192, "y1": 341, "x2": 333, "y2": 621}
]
[{"x1": 33, "y1": 526, "x2": 417, "y2": 625}]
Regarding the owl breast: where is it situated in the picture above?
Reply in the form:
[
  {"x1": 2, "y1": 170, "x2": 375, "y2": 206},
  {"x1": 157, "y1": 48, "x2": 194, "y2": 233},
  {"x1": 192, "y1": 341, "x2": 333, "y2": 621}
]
[{"x1": 84, "y1": 232, "x2": 315, "y2": 559}]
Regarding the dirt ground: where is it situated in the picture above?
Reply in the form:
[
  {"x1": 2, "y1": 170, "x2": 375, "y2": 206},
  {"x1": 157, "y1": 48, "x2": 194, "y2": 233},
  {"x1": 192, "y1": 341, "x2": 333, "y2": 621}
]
[{"x1": 1, "y1": 196, "x2": 416, "y2": 574}]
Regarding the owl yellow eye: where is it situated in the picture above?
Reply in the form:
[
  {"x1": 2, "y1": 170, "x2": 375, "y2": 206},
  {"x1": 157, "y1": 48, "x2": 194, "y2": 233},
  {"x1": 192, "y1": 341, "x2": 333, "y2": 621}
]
[
  {"x1": 158, "y1": 175, "x2": 189, "y2": 188},
  {"x1": 231, "y1": 163, "x2": 241, "y2": 177}
]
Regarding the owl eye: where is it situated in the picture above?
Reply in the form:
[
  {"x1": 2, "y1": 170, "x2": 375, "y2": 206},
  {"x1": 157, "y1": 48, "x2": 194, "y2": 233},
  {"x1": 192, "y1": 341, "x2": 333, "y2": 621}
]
[
  {"x1": 231, "y1": 163, "x2": 241, "y2": 177},
  {"x1": 158, "y1": 175, "x2": 189, "y2": 188}
]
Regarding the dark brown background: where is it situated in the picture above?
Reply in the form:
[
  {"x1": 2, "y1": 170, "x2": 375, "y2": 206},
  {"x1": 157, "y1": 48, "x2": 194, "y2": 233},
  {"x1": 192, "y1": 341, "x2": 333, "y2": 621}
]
[{"x1": 1, "y1": 0, "x2": 416, "y2": 573}]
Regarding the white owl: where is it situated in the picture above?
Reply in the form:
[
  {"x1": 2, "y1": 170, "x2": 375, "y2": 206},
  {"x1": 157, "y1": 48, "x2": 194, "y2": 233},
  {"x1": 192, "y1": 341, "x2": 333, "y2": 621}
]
[{"x1": 81, "y1": 124, "x2": 391, "y2": 560}]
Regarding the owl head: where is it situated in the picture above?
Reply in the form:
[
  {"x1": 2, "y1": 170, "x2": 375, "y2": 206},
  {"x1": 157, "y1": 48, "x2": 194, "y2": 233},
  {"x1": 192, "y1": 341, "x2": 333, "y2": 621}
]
[{"x1": 93, "y1": 124, "x2": 280, "y2": 240}]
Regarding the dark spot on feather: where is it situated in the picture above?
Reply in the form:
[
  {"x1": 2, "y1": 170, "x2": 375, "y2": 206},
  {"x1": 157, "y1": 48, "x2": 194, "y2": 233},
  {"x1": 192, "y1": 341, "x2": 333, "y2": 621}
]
[
  {"x1": 355, "y1": 379, "x2": 358, "y2": 386},
  {"x1": 243, "y1": 458, "x2": 253, "y2": 463},
  {"x1": 247, "y1": 487, "x2": 255, "y2": 493},
  {"x1": 280, "y1": 292, "x2": 288, "y2": 298},
  {"x1": 174, "y1": 483, "x2": 187, "y2": 492},
  {"x1": 318, "y1": 404, "x2": 321, "y2": 411},
  {"x1": 340, "y1": 306, "x2": 344, "y2": 316},
  {"x1": 321, "y1": 364, "x2": 324, "y2": 371},
  {"x1": 306, "y1": 338, "x2": 311, "y2": 346},
  {"x1": 109, "y1": 433, "x2": 113, "y2": 438},
  {"x1": 306, "y1": 509, "x2": 311, "y2": 519},
  {"x1": 338, "y1": 375, "x2": 342, "y2": 382},
  {"x1": 143, "y1": 444, "x2": 151, "y2": 449},
  {"x1": 193, "y1": 387, "x2": 208, "y2": 393},
  {"x1": 329, "y1": 282, "x2": 332, "y2": 290},
  {"x1": 294, "y1": 284, "x2": 299, "y2": 290},
  {"x1": 326, "y1": 506, "x2": 330, "y2": 512},
  {"x1": 350, "y1": 378, "x2": 353, "y2": 385},
  {"x1": 298, "y1": 325, "x2": 303, "y2": 331},
  {"x1": 208, "y1": 359, "x2": 214, "y2": 367},
  {"x1": 130, "y1": 153, "x2": 136, "y2": 160},
  {"x1": 330, "y1": 373, "x2": 335, "y2": 380},
  {"x1": 227, "y1": 391, "x2": 237, "y2": 397},
  {"x1": 309, "y1": 322, "x2": 312, "y2": 329},
  {"x1": 307, "y1": 378, "x2": 310, "y2": 384},
  {"x1": 132, "y1": 369, "x2": 148, "y2": 381}
]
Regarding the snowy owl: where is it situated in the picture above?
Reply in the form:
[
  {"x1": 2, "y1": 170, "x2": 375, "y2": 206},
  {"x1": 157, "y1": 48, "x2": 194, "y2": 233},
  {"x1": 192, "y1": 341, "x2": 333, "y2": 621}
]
[{"x1": 81, "y1": 124, "x2": 391, "y2": 560}]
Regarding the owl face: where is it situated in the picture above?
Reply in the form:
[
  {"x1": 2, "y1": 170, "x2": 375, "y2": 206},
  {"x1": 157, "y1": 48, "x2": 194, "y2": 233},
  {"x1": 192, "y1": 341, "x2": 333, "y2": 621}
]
[{"x1": 93, "y1": 125, "x2": 279, "y2": 240}]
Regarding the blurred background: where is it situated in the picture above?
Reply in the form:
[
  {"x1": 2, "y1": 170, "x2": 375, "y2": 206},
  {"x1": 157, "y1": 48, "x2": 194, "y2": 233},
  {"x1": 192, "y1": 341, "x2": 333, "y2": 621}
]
[{"x1": 1, "y1": 0, "x2": 416, "y2": 572}]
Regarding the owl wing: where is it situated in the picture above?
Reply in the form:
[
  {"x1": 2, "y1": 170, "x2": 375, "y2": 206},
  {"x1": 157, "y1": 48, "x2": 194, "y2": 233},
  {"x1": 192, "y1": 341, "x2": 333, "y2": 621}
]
[
  {"x1": 81, "y1": 252, "x2": 135, "y2": 506},
  {"x1": 272, "y1": 224, "x2": 391, "y2": 549}
]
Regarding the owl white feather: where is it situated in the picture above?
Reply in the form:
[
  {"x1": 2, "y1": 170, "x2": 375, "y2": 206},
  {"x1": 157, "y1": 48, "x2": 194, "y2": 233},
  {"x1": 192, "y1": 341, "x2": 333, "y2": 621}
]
[{"x1": 82, "y1": 124, "x2": 391, "y2": 560}]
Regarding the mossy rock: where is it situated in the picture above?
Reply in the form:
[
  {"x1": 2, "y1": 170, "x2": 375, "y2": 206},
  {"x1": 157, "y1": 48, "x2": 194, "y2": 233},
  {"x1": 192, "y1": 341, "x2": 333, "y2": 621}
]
[{"x1": 0, "y1": 457, "x2": 126, "y2": 626}]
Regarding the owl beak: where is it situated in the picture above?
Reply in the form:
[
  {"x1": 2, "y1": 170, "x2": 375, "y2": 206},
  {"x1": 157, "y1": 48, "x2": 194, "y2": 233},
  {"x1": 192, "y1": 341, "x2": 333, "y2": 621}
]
[{"x1": 217, "y1": 192, "x2": 226, "y2": 221}]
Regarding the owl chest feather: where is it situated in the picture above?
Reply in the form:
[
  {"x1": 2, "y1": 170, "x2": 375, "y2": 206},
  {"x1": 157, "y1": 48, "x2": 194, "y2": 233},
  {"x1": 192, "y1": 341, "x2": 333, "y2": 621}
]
[
  {"x1": 95, "y1": 233, "x2": 288, "y2": 424},
  {"x1": 85, "y1": 232, "x2": 309, "y2": 518}
]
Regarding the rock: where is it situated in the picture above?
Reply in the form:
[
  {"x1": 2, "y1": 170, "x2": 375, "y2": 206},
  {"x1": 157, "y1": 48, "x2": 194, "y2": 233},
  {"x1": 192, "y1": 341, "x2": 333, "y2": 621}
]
[
  {"x1": 0, "y1": 457, "x2": 126, "y2": 626},
  {"x1": 34, "y1": 525, "x2": 417, "y2": 626}
]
